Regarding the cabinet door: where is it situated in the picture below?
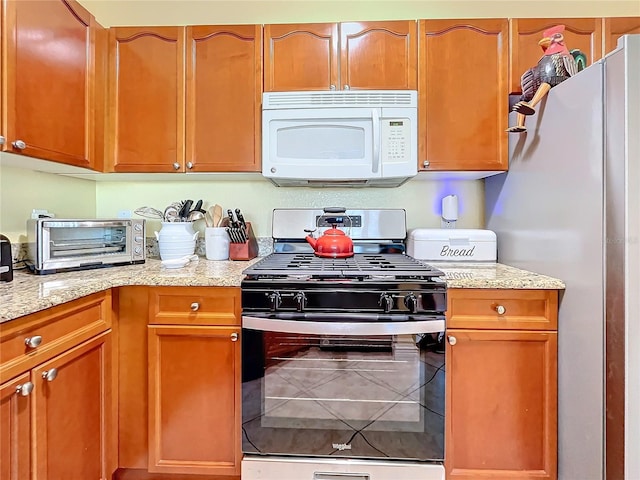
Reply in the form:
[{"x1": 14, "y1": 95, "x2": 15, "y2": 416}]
[
  {"x1": 446, "y1": 330, "x2": 557, "y2": 480},
  {"x1": 3, "y1": 0, "x2": 97, "y2": 168},
  {"x1": 603, "y1": 17, "x2": 640, "y2": 55},
  {"x1": 264, "y1": 23, "x2": 338, "y2": 91},
  {"x1": 186, "y1": 25, "x2": 262, "y2": 172},
  {"x1": 148, "y1": 325, "x2": 241, "y2": 476},
  {"x1": 340, "y1": 21, "x2": 417, "y2": 90},
  {"x1": 509, "y1": 18, "x2": 602, "y2": 94},
  {"x1": 419, "y1": 19, "x2": 508, "y2": 171},
  {"x1": 108, "y1": 27, "x2": 185, "y2": 172},
  {"x1": 0, "y1": 373, "x2": 31, "y2": 480},
  {"x1": 33, "y1": 332, "x2": 112, "y2": 480}
]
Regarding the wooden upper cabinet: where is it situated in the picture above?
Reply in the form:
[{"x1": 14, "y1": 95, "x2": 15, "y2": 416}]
[
  {"x1": 107, "y1": 27, "x2": 185, "y2": 172},
  {"x1": 419, "y1": 19, "x2": 509, "y2": 171},
  {"x1": 509, "y1": 18, "x2": 602, "y2": 94},
  {"x1": 603, "y1": 17, "x2": 640, "y2": 55},
  {"x1": 186, "y1": 25, "x2": 262, "y2": 172},
  {"x1": 264, "y1": 23, "x2": 338, "y2": 91},
  {"x1": 340, "y1": 21, "x2": 418, "y2": 90},
  {"x1": 3, "y1": 0, "x2": 99, "y2": 168},
  {"x1": 264, "y1": 21, "x2": 417, "y2": 91}
]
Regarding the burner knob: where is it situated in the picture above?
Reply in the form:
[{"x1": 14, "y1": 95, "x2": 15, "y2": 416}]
[
  {"x1": 379, "y1": 293, "x2": 394, "y2": 313},
  {"x1": 268, "y1": 292, "x2": 282, "y2": 311},
  {"x1": 294, "y1": 292, "x2": 307, "y2": 312},
  {"x1": 404, "y1": 293, "x2": 418, "y2": 313}
]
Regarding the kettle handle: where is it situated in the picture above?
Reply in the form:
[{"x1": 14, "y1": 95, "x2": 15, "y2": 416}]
[{"x1": 154, "y1": 231, "x2": 160, "y2": 240}]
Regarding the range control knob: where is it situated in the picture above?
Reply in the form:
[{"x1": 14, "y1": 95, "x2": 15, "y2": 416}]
[
  {"x1": 379, "y1": 293, "x2": 394, "y2": 313},
  {"x1": 268, "y1": 292, "x2": 282, "y2": 311},
  {"x1": 404, "y1": 293, "x2": 418, "y2": 313},
  {"x1": 294, "y1": 292, "x2": 307, "y2": 312},
  {"x1": 134, "y1": 223, "x2": 143, "y2": 231}
]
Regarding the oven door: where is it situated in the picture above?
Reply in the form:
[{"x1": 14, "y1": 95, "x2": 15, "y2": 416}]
[{"x1": 242, "y1": 314, "x2": 445, "y2": 462}]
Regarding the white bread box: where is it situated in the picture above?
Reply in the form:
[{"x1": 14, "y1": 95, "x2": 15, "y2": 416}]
[{"x1": 406, "y1": 228, "x2": 497, "y2": 262}]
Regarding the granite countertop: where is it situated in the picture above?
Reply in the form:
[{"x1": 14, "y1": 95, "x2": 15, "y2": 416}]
[{"x1": 0, "y1": 258, "x2": 564, "y2": 323}]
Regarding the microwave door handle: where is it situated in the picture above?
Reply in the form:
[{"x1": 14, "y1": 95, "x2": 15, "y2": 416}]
[{"x1": 372, "y1": 108, "x2": 380, "y2": 174}]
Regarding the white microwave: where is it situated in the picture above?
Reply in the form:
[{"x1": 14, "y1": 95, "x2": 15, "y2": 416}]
[{"x1": 262, "y1": 90, "x2": 418, "y2": 187}]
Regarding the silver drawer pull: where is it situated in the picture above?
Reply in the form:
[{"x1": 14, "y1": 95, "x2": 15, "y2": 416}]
[
  {"x1": 495, "y1": 305, "x2": 506, "y2": 315},
  {"x1": 25, "y1": 335, "x2": 43, "y2": 348},
  {"x1": 448, "y1": 335, "x2": 457, "y2": 346},
  {"x1": 314, "y1": 472, "x2": 369, "y2": 480},
  {"x1": 42, "y1": 368, "x2": 58, "y2": 382},
  {"x1": 190, "y1": 302, "x2": 200, "y2": 312},
  {"x1": 231, "y1": 332, "x2": 238, "y2": 342},
  {"x1": 16, "y1": 382, "x2": 34, "y2": 396}
]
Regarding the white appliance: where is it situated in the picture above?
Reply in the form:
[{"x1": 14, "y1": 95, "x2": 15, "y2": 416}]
[
  {"x1": 407, "y1": 228, "x2": 497, "y2": 262},
  {"x1": 485, "y1": 35, "x2": 639, "y2": 480},
  {"x1": 262, "y1": 90, "x2": 417, "y2": 187}
]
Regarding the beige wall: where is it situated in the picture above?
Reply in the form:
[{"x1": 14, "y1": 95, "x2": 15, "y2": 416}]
[
  {"x1": 0, "y1": 166, "x2": 97, "y2": 243},
  {"x1": 95, "y1": 177, "x2": 484, "y2": 238},
  {"x1": 78, "y1": 0, "x2": 640, "y2": 26}
]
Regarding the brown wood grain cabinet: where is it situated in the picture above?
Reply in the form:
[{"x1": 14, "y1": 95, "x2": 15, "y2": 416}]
[
  {"x1": 107, "y1": 25, "x2": 261, "y2": 173},
  {"x1": 418, "y1": 19, "x2": 509, "y2": 172},
  {"x1": 445, "y1": 289, "x2": 559, "y2": 480},
  {"x1": 509, "y1": 18, "x2": 602, "y2": 94},
  {"x1": 147, "y1": 287, "x2": 242, "y2": 476},
  {"x1": 185, "y1": 25, "x2": 262, "y2": 172},
  {"x1": 1, "y1": 0, "x2": 104, "y2": 169},
  {"x1": 603, "y1": 17, "x2": 640, "y2": 55},
  {"x1": 0, "y1": 291, "x2": 115, "y2": 480},
  {"x1": 107, "y1": 26, "x2": 185, "y2": 173},
  {"x1": 264, "y1": 21, "x2": 417, "y2": 91}
]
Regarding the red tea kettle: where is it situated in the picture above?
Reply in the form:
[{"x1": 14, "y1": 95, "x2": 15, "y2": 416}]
[{"x1": 304, "y1": 208, "x2": 354, "y2": 258}]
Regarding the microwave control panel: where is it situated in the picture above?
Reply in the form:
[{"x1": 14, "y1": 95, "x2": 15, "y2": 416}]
[{"x1": 381, "y1": 119, "x2": 411, "y2": 164}]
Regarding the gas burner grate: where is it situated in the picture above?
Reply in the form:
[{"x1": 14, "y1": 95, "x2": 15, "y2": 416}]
[{"x1": 243, "y1": 253, "x2": 444, "y2": 279}]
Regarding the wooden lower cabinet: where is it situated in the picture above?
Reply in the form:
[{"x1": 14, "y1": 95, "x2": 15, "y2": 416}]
[
  {"x1": 0, "y1": 373, "x2": 31, "y2": 480},
  {"x1": 147, "y1": 325, "x2": 241, "y2": 476},
  {"x1": 445, "y1": 289, "x2": 558, "y2": 480},
  {"x1": 0, "y1": 332, "x2": 113, "y2": 480}
]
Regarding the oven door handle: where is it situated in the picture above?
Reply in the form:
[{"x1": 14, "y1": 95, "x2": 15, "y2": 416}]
[{"x1": 242, "y1": 315, "x2": 444, "y2": 335}]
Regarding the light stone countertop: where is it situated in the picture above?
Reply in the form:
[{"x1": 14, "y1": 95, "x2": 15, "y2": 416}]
[{"x1": 0, "y1": 258, "x2": 564, "y2": 324}]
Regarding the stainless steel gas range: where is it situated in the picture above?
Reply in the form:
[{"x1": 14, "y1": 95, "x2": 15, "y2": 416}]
[{"x1": 241, "y1": 208, "x2": 446, "y2": 480}]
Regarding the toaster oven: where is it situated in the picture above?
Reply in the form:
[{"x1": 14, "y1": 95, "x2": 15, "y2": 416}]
[{"x1": 26, "y1": 219, "x2": 145, "y2": 274}]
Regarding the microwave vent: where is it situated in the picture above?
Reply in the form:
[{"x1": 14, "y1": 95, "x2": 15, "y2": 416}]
[{"x1": 263, "y1": 90, "x2": 417, "y2": 109}]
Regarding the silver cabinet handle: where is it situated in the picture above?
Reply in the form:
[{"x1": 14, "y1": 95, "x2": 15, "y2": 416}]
[
  {"x1": 422, "y1": 160, "x2": 430, "y2": 168},
  {"x1": 172, "y1": 162, "x2": 180, "y2": 170},
  {"x1": 16, "y1": 382, "x2": 34, "y2": 396},
  {"x1": 24, "y1": 335, "x2": 43, "y2": 348},
  {"x1": 343, "y1": 84, "x2": 350, "y2": 90},
  {"x1": 186, "y1": 161, "x2": 193, "y2": 169},
  {"x1": 0, "y1": 135, "x2": 5, "y2": 145},
  {"x1": 42, "y1": 368, "x2": 58, "y2": 382},
  {"x1": 330, "y1": 84, "x2": 336, "y2": 90},
  {"x1": 190, "y1": 302, "x2": 200, "y2": 312},
  {"x1": 495, "y1": 305, "x2": 506, "y2": 315},
  {"x1": 231, "y1": 332, "x2": 238, "y2": 342},
  {"x1": 12, "y1": 139, "x2": 26, "y2": 149},
  {"x1": 448, "y1": 335, "x2": 457, "y2": 346}
]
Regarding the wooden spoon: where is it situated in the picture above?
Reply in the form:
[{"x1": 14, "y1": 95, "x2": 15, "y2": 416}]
[{"x1": 212, "y1": 204, "x2": 223, "y2": 227}]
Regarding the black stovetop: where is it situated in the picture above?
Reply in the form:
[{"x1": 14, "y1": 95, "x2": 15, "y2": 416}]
[{"x1": 243, "y1": 253, "x2": 444, "y2": 280}]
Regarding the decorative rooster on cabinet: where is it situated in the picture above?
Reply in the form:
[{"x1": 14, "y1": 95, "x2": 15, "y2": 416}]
[{"x1": 506, "y1": 25, "x2": 587, "y2": 133}]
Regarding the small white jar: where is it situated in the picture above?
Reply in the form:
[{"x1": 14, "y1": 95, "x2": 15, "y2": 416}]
[{"x1": 205, "y1": 227, "x2": 230, "y2": 261}]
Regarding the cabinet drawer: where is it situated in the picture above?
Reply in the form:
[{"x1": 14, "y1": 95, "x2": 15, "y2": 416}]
[
  {"x1": 0, "y1": 291, "x2": 111, "y2": 383},
  {"x1": 447, "y1": 289, "x2": 558, "y2": 331},
  {"x1": 149, "y1": 287, "x2": 240, "y2": 326}
]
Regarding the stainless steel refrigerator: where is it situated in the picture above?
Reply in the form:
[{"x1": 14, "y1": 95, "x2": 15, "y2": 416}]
[{"x1": 485, "y1": 35, "x2": 640, "y2": 480}]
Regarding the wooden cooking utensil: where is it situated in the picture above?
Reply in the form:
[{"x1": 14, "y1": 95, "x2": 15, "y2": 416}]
[{"x1": 212, "y1": 204, "x2": 223, "y2": 227}]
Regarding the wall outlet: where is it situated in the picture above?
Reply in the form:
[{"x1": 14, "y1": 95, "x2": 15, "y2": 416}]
[
  {"x1": 117, "y1": 210, "x2": 132, "y2": 219},
  {"x1": 31, "y1": 209, "x2": 53, "y2": 219}
]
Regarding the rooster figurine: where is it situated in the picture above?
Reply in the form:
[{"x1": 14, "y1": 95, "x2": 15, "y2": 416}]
[{"x1": 506, "y1": 25, "x2": 587, "y2": 133}]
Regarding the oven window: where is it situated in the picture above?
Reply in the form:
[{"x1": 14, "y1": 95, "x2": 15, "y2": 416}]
[
  {"x1": 242, "y1": 330, "x2": 444, "y2": 461},
  {"x1": 48, "y1": 226, "x2": 129, "y2": 258}
]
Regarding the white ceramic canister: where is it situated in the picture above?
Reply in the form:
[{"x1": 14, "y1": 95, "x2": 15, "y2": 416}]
[
  {"x1": 155, "y1": 222, "x2": 199, "y2": 260},
  {"x1": 205, "y1": 227, "x2": 230, "y2": 260}
]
